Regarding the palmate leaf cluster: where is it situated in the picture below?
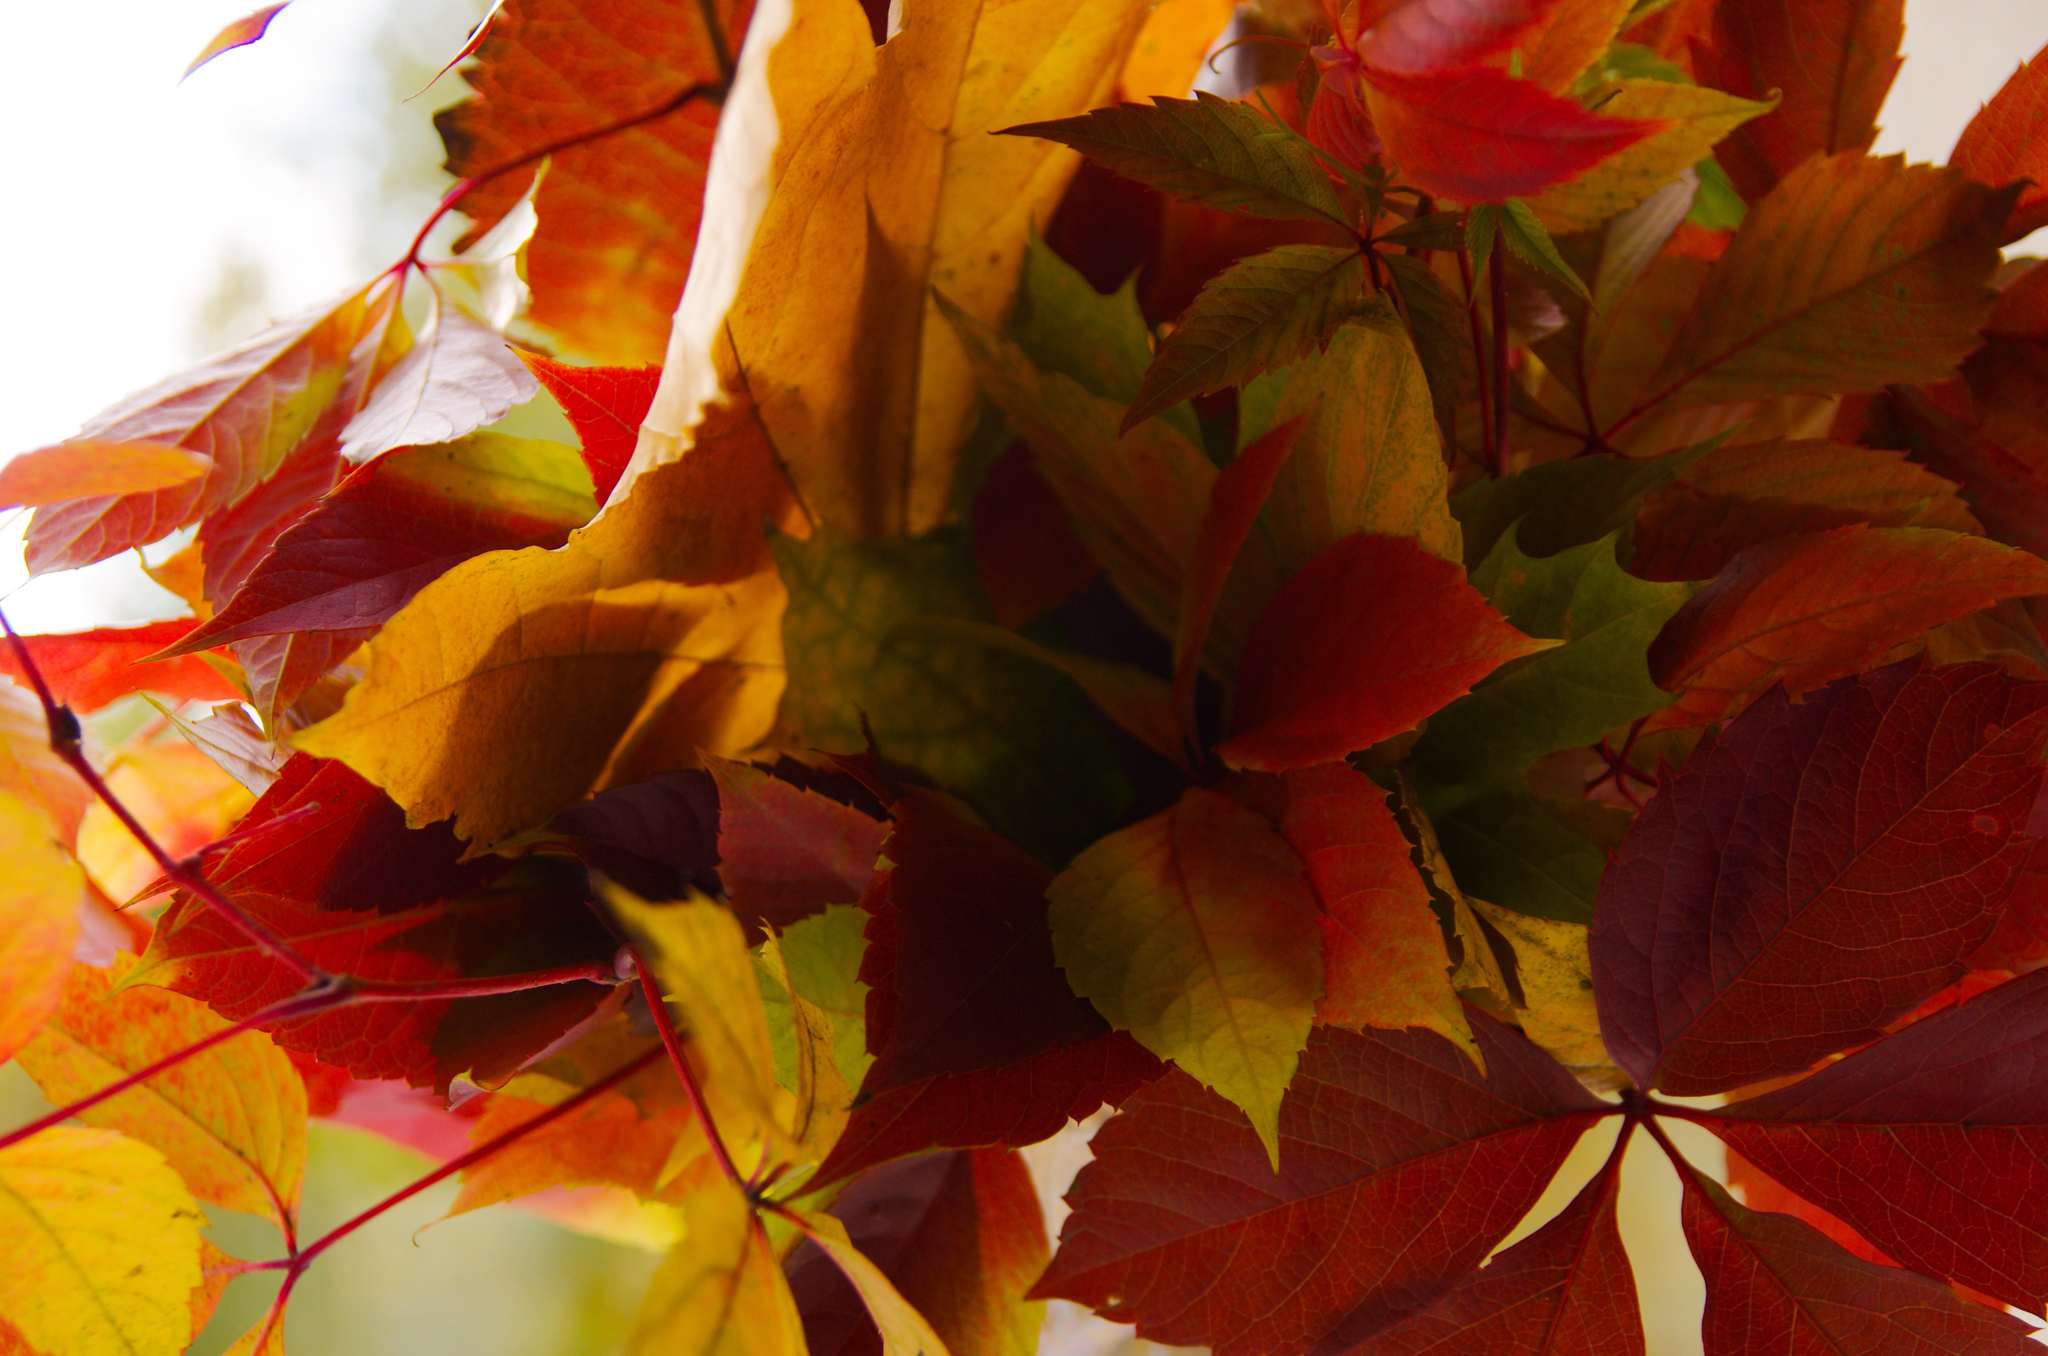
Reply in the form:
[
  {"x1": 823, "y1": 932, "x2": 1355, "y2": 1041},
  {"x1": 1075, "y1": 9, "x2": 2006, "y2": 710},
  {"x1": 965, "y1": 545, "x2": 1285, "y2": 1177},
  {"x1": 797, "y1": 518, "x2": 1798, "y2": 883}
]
[{"x1": 10, "y1": 0, "x2": 2048, "y2": 1353}]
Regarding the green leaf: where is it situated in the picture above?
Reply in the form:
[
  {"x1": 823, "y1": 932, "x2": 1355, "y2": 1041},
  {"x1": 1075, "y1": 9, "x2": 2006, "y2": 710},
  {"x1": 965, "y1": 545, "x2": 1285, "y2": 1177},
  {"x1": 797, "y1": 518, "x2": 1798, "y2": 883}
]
[
  {"x1": 1688, "y1": 155, "x2": 1747, "y2": 229},
  {"x1": 1497, "y1": 199, "x2": 1591, "y2": 304},
  {"x1": 774, "y1": 530, "x2": 1132, "y2": 862},
  {"x1": 757, "y1": 905, "x2": 871, "y2": 1097},
  {"x1": 1125, "y1": 244, "x2": 1367, "y2": 431},
  {"x1": 1012, "y1": 234, "x2": 1155, "y2": 406},
  {"x1": 1450, "y1": 444, "x2": 1714, "y2": 569},
  {"x1": 1430, "y1": 793, "x2": 1626, "y2": 925},
  {"x1": 1000, "y1": 92, "x2": 1353, "y2": 228},
  {"x1": 1412, "y1": 529, "x2": 1690, "y2": 809},
  {"x1": 1378, "y1": 211, "x2": 1466, "y2": 250}
]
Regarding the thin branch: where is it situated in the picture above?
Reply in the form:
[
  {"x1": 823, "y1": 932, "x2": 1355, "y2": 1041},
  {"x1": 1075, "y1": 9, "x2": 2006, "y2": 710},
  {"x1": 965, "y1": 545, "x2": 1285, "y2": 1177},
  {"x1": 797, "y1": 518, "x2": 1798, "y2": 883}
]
[
  {"x1": 343, "y1": 960, "x2": 626, "y2": 1004},
  {"x1": 1, "y1": 609, "x2": 327, "y2": 984},
  {"x1": 633, "y1": 950, "x2": 746, "y2": 1190}
]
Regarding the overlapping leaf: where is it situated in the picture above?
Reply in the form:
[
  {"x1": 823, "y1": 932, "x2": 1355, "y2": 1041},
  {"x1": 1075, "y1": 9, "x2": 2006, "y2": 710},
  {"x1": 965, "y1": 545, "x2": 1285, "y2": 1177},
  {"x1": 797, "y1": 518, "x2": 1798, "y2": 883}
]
[
  {"x1": 1952, "y1": 43, "x2": 2048, "y2": 242},
  {"x1": 0, "y1": 790, "x2": 82, "y2": 1066}
]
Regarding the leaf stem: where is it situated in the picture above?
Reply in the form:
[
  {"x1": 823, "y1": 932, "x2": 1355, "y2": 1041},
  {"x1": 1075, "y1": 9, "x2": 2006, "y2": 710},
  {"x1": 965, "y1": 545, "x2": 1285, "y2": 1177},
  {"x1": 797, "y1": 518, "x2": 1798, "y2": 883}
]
[
  {"x1": 694, "y1": 0, "x2": 736, "y2": 86},
  {"x1": 0, "y1": 608, "x2": 327, "y2": 984},
  {"x1": 391, "y1": 80, "x2": 724, "y2": 274},
  {"x1": 342, "y1": 961, "x2": 626, "y2": 1004},
  {"x1": 1489, "y1": 225, "x2": 1510, "y2": 472},
  {"x1": 1639, "y1": 1109, "x2": 1698, "y2": 1177},
  {"x1": 1457, "y1": 246, "x2": 1495, "y2": 473},
  {"x1": 632, "y1": 949, "x2": 747, "y2": 1190}
]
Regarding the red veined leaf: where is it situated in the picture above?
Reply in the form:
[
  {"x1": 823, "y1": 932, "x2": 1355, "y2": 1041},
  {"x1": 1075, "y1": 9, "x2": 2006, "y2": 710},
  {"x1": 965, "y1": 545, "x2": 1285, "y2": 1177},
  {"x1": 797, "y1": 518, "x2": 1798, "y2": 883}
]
[
  {"x1": 1353, "y1": 0, "x2": 1563, "y2": 74},
  {"x1": 1629, "y1": 438, "x2": 1981, "y2": 582},
  {"x1": 167, "y1": 433, "x2": 594, "y2": 659},
  {"x1": 860, "y1": 792, "x2": 1116, "y2": 1094},
  {"x1": 969, "y1": 442, "x2": 1099, "y2": 629},
  {"x1": 1032, "y1": 1015, "x2": 1604, "y2": 1355},
  {"x1": 1704, "y1": 965, "x2": 2048, "y2": 1313},
  {"x1": 517, "y1": 351, "x2": 661, "y2": 502},
  {"x1": 1590, "y1": 660, "x2": 2048, "y2": 1095},
  {"x1": 1678, "y1": 1164, "x2": 2039, "y2": 1354},
  {"x1": 337, "y1": 299, "x2": 537, "y2": 464},
  {"x1": 1351, "y1": 1148, "x2": 1643, "y2": 1354},
  {"x1": 1645, "y1": 524, "x2": 2048, "y2": 727},
  {"x1": 1218, "y1": 533, "x2": 1550, "y2": 771},
  {"x1": 0, "y1": 442, "x2": 208, "y2": 509},
  {"x1": 1356, "y1": 64, "x2": 1660, "y2": 203},
  {"x1": 0, "y1": 623, "x2": 237, "y2": 712},
  {"x1": 706, "y1": 757, "x2": 886, "y2": 932},
  {"x1": 1688, "y1": 0, "x2": 1904, "y2": 201},
  {"x1": 24, "y1": 279, "x2": 397, "y2": 574},
  {"x1": 1307, "y1": 55, "x2": 1382, "y2": 164},
  {"x1": 1952, "y1": 42, "x2": 2048, "y2": 243},
  {"x1": 140, "y1": 857, "x2": 617, "y2": 1090},
  {"x1": 785, "y1": 1149, "x2": 1048, "y2": 1356},
  {"x1": 434, "y1": 0, "x2": 742, "y2": 364},
  {"x1": 183, "y1": 3, "x2": 290, "y2": 80},
  {"x1": 550, "y1": 771, "x2": 720, "y2": 902},
  {"x1": 1174, "y1": 414, "x2": 1307, "y2": 745}
]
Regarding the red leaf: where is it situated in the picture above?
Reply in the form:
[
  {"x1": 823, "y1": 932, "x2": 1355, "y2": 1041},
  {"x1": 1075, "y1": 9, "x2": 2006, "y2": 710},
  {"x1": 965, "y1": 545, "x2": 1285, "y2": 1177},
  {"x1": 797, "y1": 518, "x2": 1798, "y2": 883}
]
[
  {"x1": 0, "y1": 623, "x2": 237, "y2": 712},
  {"x1": 859, "y1": 793, "x2": 1118, "y2": 1094},
  {"x1": 550, "y1": 772, "x2": 719, "y2": 902},
  {"x1": 812, "y1": 1030, "x2": 1160, "y2": 1189},
  {"x1": 0, "y1": 442, "x2": 208, "y2": 509},
  {"x1": 1353, "y1": 1153, "x2": 1644, "y2": 1355},
  {"x1": 183, "y1": 4, "x2": 290, "y2": 80},
  {"x1": 144, "y1": 857, "x2": 614, "y2": 1090},
  {"x1": 970, "y1": 443, "x2": 1099, "y2": 630},
  {"x1": 1590, "y1": 661, "x2": 2048, "y2": 1095},
  {"x1": 1706, "y1": 966, "x2": 2048, "y2": 1312},
  {"x1": 1032, "y1": 1016, "x2": 1603, "y2": 1355},
  {"x1": 706, "y1": 757, "x2": 886, "y2": 932},
  {"x1": 1679, "y1": 1164, "x2": 2038, "y2": 1354},
  {"x1": 1358, "y1": 64, "x2": 1659, "y2": 203},
  {"x1": 1174, "y1": 414, "x2": 1307, "y2": 747},
  {"x1": 1218, "y1": 533, "x2": 1548, "y2": 771},
  {"x1": 786, "y1": 1149, "x2": 1048, "y2": 1356},
  {"x1": 1952, "y1": 43, "x2": 2048, "y2": 243},
  {"x1": 517, "y1": 352, "x2": 661, "y2": 503},
  {"x1": 1688, "y1": 0, "x2": 1904, "y2": 201},
  {"x1": 1355, "y1": 0, "x2": 1563, "y2": 74}
]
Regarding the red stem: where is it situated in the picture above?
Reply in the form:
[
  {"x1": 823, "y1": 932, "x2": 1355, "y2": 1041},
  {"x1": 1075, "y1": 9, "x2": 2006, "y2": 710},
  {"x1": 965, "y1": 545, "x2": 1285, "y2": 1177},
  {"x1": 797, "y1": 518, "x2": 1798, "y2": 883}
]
[
  {"x1": 1489, "y1": 225, "x2": 1510, "y2": 472},
  {"x1": 1639, "y1": 1109, "x2": 1699, "y2": 1177},
  {"x1": 392, "y1": 81, "x2": 721, "y2": 274},
  {"x1": 249, "y1": 1047, "x2": 662, "y2": 1276},
  {"x1": 343, "y1": 961, "x2": 623, "y2": 1004},
  {"x1": 633, "y1": 952, "x2": 746, "y2": 1190},
  {"x1": 1, "y1": 610, "x2": 326, "y2": 983},
  {"x1": 1457, "y1": 247, "x2": 1495, "y2": 472}
]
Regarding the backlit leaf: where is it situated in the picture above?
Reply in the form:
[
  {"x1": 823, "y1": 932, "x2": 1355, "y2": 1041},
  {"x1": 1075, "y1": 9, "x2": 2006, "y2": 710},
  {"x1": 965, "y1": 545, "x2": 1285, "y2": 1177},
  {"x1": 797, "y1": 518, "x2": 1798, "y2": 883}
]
[
  {"x1": 1033, "y1": 1017, "x2": 1604, "y2": 1354},
  {"x1": 793, "y1": 1211, "x2": 952, "y2": 1356},
  {"x1": 1218, "y1": 533, "x2": 1550, "y2": 771},
  {"x1": 1646, "y1": 525, "x2": 2048, "y2": 727},
  {"x1": 0, "y1": 1127, "x2": 203, "y2": 1356},
  {"x1": 336, "y1": 299, "x2": 537, "y2": 464},
  {"x1": 1527, "y1": 81, "x2": 1774, "y2": 234},
  {"x1": 0, "y1": 790, "x2": 82, "y2": 1066},
  {"x1": 1048, "y1": 786, "x2": 1322, "y2": 1164},
  {"x1": 1469, "y1": 899, "x2": 1607, "y2": 1076},
  {"x1": 16, "y1": 959, "x2": 307, "y2": 1228},
  {"x1": 518, "y1": 352, "x2": 661, "y2": 503},
  {"x1": 1952, "y1": 43, "x2": 2048, "y2": 242},
  {"x1": 706, "y1": 758, "x2": 884, "y2": 931},
  {"x1": 0, "y1": 441, "x2": 207, "y2": 509},
  {"x1": 1352, "y1": 0, "x2": 1560, "y2": 73},
  {"x1": 629, "y1": 1175, "x2": 805, "y2": 1356},
  {"x1": 184, "y1": 4, "x2": 290, "y2": 79},
  {"x1": 0, "y1": 622, "x2": 239, "y2": 712},
  {"x1": 1591, "y1": 661, "x2": 2048, "y2": 1094}
]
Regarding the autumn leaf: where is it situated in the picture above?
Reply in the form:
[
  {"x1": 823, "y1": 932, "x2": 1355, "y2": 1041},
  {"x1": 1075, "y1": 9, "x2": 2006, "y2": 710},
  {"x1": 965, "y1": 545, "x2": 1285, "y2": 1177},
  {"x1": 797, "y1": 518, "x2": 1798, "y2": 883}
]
[
  {"x1": 1952, "y1": 43, "x2": 2048, "y2": 242},
  {"x1": 0, "y1": 791, "x2": 83, "y2": 1067},
  {"x1": 1468, "y1": 899, "x2": 1608, "y2": 1077},
  {"x1": 0, "y1": 1127, "x2": 204, "y2": 1356},
  {"x1": 518, "y1": 352, "x2": 661, "y2": 502},
  {"x1": 0, "y1": 622, "x2": 240, "y2": 712},
  {"x1": 705, "y1": 758, "x2": 885, "y2": 931},
  {"x1": 629, "y1": 1174, "x2": 805, "y2": 1356},
  {"x1": 184, "y1": 3, "x2": 290, "y2": 79},
  {"x1": 0, "y1": 441, "x2": 208, "y2": 508},
  {"x1": 1032, "y1": 1017, "x2": 1605, "y2": 1354},
  {"x1": 1218, "y1": 533, "x2": 1551, "y2": 771},
  {"x1": 1517, "y1": 0, "x2": 1635, "y2": 91},
  {"x1": 551, "y1": 771, "x2": 721, "y2": 903},
  {"x1": 787, "y1": 1210, "x2": 952, "y2": 1356},
  {"x1": 1047, "y1": 787, "x2": 1322, "y2": 1164},
  {"x1": 1646, "y1": 525, "x2": 2048, "y2": 727},
  {"x1": 336, "y1": 296, "x2": 536, "y2": 463},
  {"x1": 1526, "y1": 81, "x2": 1774, "y2": 234},
  {"x1": 0, "y1": 682, "x2": 90, "y2": 840},
  {"x1": 15, "y1": 959, "x2": 307, "y2": 1228},
  {"x1": 1592, "y1": 661, "x2": 2048, "y2": 1094},
  {"x1": 1689, "y1": 0, "x2": 1904, "y2": 201}
]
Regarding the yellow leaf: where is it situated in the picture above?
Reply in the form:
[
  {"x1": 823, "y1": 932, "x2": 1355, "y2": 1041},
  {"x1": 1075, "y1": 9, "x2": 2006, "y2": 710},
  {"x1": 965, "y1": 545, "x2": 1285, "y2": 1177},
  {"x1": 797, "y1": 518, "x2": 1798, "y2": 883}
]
[
  {"x1": 1119, "y1": 0, "x2": 1235, "y2": 98},
  {"x1": 642, "y1": 0, "x2": 1159, "y2": 536},
  {"x1": 1530, "y1": 81, "x2": 1776, "y2": 234},
  {"x1": 0, "y1": 1127, "x2": 204, "y2": 1356},
  {"x1": 1517, "y1": 0, "x2": 1634, "y2": 91},
  {"x1": 295, "y1": 428, "x2": 791, "y2": 845},
  {"x1": 756, "y1": 929, "x2": 852, "y2": 1167},
  {"x1": 629, "y1": 1177, "x2": 804, "y2": 1356},
  {"x1": 0, "y1": 791, "x2": 82, "y2": 1067},
  {"x1": 1047, "y1": 787, "x2": 1322, "y2": 1166},
  {"x1": 77, "y1": 742, "x2": 253, "y2": 901},
  {"x1": 1469, "y1": 899, "x2": 1614, "y2": 1081},
  {"x1": 796, "y1": 1209, "x2": 955, "y2": 1356},
  {"x1": 16, "y1": 959, "x2": 307, "y2": 1228},
  {"x1": 606, "y1": 887, "x2": 792, "y2": 1166}
]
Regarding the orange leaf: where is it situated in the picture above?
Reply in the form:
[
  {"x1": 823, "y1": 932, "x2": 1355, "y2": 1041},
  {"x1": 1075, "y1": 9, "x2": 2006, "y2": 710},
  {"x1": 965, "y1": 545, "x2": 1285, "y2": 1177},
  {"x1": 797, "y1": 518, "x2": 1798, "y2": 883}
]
[
  {"x1": 0, "y1": 622, "x2": 238, "y2": 712},
  {"x1": 1952, "y1": 42, "x2": 2048, "y2": 243},
  {"x1": 0, "y1": 791, "x2": 83, "y2": 1066},
  {"x1": 1219, "y1": 533, "x2": 1550, "y2": 771},
  {"x1": 183, "y1": 4, "x2": 290, "y2": 79},
  {"x1": 0, "y1": 442, "x2": 207, "y2": 509}
]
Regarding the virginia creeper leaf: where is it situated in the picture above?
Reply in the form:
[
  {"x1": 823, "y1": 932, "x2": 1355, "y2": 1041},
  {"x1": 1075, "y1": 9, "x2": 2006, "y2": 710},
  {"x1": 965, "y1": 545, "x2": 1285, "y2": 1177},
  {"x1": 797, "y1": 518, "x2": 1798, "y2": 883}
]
[
  {"x1": 1690, "y1": 0, "x2": 1904, "y2": 201},
  {"x1": 1033, "y1": 1016, "x2": 1605, "y2": 1354},
  {"x1": 518, "y1": 352, "x2": 661, "y2": 503},
  {"x1": 1647, "y1": 525, "x2": 2048, "y2": 727},
  {"x1": 1591, "y1": 660, "x2": 2048, "y2": 1094},
  {"x1": 183, "y1": 4, "x2": 290, "y2": 79},
  {"x1": 1467, "y1": 899, "x2": 1608, "y2": 1077},
  {"x1": 0, "y1": 1127, "x2": 204, "y2": 1356},
  {"x1": 1353, "y1": 0, "x2": 1562, "y2": 74},
  {"x1": 1047, "y1": 786, "x2": 1323, "y2": 1164},
  {"x1": 786, "y1": 1149, "x2": 1046, "y2": 1356},
  {"x1": 551, "y1": 770, "x2": 720, "y2": 903},
  {"x1": 0, "y1": 441, "x2": 207, "y2": 508},
  {"x1": 1517, "y1": 0, "x2": 1634, "y2": 91},
  {"x1": 1952, "y1": 43, "x2": 2048, "y2": 242},
  {"x1": 629, "y1": 1175, "x2": 805, "y2": 1356},
  {"x1": 0, "y1": 682, "x2": 90, "y2": 840},
  {"x1": 1527, "y1": 81, "x2": 1774, "y2": 233},
  {"x1": 1431, "y1": 791, "x2": 1619, "y2": 924},
  {"x1": 0, "y1": 790, "x2": 82, "y2": 1067},
  {"x1": 1218, "y1": 533, "x2": 1550, "y2": 771},
  {"x1": 1003, "y1": 93, "x2": 1352, "y2": 228},
  {"x1": 0, "y1": 622, "x2": 239, "y2": 712},
  {"x1": 16, "y1": 959, "x2": 307, "y2": 1228},
  {"x1": 1124, "y1": 244, "x2": 1365, "y2": 431},
  {"x1": 705, "y1": 757, "x2": 885, "y2": 931},
  {"x1": 337, "y1": 298, "x2": 536, "y2": 463}
]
